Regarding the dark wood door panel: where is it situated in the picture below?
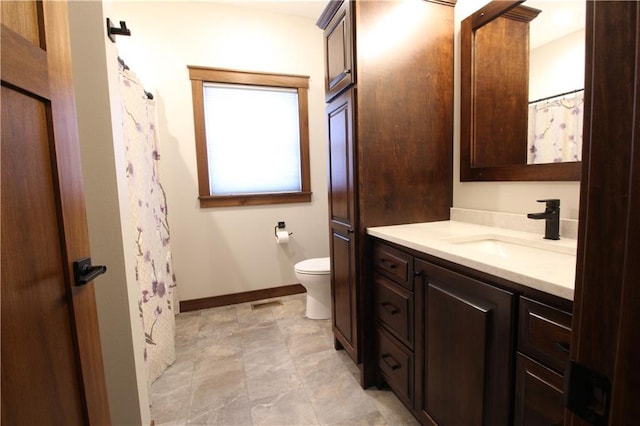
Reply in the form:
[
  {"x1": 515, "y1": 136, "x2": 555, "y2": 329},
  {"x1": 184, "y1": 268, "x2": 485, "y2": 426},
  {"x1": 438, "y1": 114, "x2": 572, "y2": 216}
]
[
  {"x1": 327, "y1": 90, "x2": 354, "y2": 227},
  {"x1": 417, "y1": 259, "x2": 515, "y2": 426},
  {"x1": 373, "y1": 242, "x2": 412, "y2": 289},
  {"x1": 518, "y1": 297, "x2": 572, "y2": 373},
  {"x1": 327, "y1": 18, "x2": 347, "y2": 86},
  {"x1": 375, "y1": 274, "x2": 413, "y2": 349},
  {"x1": 332, "y1": 231, "x2": 354, "y2": 344},
  {"x1": 570, "y1": 2, "x2": 640, "y2": 425},
  {"x1": 377, "y1": 327, "x2": 413, "y2": 408},
  {"x1": 323, "y1": 0, "x2": 353, "y2": 100},
  {"x1": 514, "y1": 354, "x2": 565, "y2": 426},
  {"x1": 426, "y1": 283, "x2": 488, "y2": 426}
]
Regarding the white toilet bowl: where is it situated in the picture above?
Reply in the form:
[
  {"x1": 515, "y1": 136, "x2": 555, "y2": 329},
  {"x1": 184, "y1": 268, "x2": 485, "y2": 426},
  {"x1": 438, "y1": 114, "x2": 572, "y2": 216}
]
[{"x1": 294, "y1": 257, "x2": 331, "y2": 320}]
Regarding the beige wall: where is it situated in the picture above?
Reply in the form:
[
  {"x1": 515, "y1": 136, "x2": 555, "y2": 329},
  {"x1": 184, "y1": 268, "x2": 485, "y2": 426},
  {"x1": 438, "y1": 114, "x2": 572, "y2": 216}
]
[
  {"x1": 530, "y1": 29, "x2": 585, "y2": 100},
  {"x1": 68, "y1": 1, "x2": 150, "y2": 424},
  {"x1": 453, "y1": 0, "x2": 582, "y2": 219},
  {"x1": 107, "y1": 1, "x2": 329, "y2": 302}
]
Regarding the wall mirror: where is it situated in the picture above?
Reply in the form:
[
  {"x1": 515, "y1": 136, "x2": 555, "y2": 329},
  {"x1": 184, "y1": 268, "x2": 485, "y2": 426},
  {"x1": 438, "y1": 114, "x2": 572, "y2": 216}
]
[{"x1": 460, "y1": 0, "x2": 585, "y2": 181}]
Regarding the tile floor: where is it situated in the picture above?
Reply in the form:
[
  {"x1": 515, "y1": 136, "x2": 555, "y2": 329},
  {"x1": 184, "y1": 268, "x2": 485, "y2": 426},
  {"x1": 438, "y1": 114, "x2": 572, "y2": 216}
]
[{"x1": 150, "y1": 293, "x2": 419, "y2": 425}]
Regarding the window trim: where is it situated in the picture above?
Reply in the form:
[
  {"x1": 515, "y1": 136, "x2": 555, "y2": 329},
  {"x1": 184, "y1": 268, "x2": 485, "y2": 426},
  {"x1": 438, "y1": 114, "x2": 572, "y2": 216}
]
[{"x1": 188, "y1": 66, "x2": 312, "y2": 207}]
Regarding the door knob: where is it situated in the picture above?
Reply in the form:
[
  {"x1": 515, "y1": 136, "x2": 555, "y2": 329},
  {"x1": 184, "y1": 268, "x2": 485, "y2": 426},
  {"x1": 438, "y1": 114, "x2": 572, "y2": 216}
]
[{"x1": 73, "y1": 257, "x2": 107, "y2": 286}]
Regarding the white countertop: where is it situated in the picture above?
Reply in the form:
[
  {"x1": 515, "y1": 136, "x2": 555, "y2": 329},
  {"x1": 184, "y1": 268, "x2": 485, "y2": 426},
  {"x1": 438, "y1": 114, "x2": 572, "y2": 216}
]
[{"x1": 367, "y1": 221, "x2": 577, "y2": 300}]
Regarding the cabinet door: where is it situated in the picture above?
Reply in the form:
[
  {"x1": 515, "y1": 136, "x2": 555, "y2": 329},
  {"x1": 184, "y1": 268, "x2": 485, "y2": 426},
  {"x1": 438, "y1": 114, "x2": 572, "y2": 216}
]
[
  {"x1": 514, "y1": 354, "x2": 565, "y2": 426},
  {"x1": 415, "y1": 260, "x2": 514, "y2": 426},
  {"x1": 327, "y1": 90, "x2": 355, "y2": 231},
  {"x1": 323, "y1": 0, "x2": 354, "y2": 101},
  {"x1": 327, "y1": 90, "x2": 357, "y2": 360}
]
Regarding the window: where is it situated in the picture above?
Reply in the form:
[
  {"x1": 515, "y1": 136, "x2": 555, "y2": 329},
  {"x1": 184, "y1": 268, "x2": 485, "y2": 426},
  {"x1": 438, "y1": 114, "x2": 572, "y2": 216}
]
[{"x1": 189, "y1": 66, "x2": 311, "y2": 207}]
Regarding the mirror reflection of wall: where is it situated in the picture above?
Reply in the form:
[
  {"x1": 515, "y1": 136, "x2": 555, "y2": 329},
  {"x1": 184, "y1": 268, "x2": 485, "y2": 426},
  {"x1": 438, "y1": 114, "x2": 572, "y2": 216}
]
[{"x1": 527, "y1": 1, "x2": 586, "y2": 165}]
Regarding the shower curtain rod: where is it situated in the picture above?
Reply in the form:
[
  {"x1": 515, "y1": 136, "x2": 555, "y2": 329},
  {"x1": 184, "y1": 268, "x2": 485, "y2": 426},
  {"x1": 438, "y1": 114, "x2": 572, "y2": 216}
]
[{"x1": 529, "y1": 88, "x2": 584, "y2": 105}]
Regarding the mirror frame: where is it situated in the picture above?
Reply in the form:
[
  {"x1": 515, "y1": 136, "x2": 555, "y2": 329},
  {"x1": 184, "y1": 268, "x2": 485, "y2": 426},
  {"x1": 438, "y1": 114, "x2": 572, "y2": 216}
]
[{"x1": 460, "y1": 0, "x2": 582, "y2": 182}]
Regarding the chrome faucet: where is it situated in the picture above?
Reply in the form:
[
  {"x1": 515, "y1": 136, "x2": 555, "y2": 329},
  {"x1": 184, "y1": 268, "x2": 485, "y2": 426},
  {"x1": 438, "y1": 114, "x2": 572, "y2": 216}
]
[{"x1": 527, "y1": 199, "x2": 560, "y2": 240}]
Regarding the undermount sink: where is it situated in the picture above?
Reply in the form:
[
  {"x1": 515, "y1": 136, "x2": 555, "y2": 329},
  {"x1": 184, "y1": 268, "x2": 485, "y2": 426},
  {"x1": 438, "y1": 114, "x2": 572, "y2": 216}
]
[{"x1": 444, "y1": 234, "x2": 576, "y2": 261}]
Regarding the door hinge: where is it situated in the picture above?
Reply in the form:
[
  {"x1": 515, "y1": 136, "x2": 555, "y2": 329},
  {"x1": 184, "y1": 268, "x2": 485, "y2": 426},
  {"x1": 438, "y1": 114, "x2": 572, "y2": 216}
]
[{"x1": 564, "y1": 360, "x2": 611, "y2": 425}]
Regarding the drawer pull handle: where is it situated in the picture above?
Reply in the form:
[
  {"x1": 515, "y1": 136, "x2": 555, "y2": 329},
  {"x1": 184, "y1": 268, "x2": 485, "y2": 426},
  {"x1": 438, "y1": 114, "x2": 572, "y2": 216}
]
[
  {"x1": 414, "y1": 270, "x2": 423, "y2": 277},
  {"x1": 382, "y1": 354, "x2": 401, "y2": 370},
  {"x1": 381, "y1": 302, "x2": 399, "y2": 315},
  {"x1": 380, "y1": 258, "x2": 398, "y2": 269},
  {"x1": 556, "y1": 341, "x2": 570, "y2": 354}
]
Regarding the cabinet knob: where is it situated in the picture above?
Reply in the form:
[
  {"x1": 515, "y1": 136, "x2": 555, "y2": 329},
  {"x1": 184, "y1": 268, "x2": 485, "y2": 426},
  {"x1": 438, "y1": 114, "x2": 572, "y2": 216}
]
[
  {"x1": 556, "y1": 341, "x2": 570, "y2": 354},
  {"x1": 381, "y1": 302, "x2": 399, "y2": 315},
  {"x1": 380, "y1": 258, "x2": 398, "y2": 269},
  {"x1": 414, "y1": 270, "x2": 423, "y2": 277},
  {"x1": 381, "y1": 353, "x2": 401, "y2": 371}
]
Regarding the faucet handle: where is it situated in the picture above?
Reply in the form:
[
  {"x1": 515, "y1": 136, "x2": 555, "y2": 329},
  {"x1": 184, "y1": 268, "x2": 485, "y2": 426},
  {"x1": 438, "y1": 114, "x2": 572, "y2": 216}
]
[{"x1": 536, "y1": 199, "x2": 560, "y2": 209}]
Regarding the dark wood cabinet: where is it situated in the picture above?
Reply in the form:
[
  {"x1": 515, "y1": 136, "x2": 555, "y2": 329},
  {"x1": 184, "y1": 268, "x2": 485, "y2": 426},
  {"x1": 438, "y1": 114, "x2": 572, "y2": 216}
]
[
  {"x1": 415, "y1": 259, "x2": 515, "y2": 426},
  {"x1": 514, "y1": 297, "x2": 572, "y2": 425},
  {"x1": 372, "y1": 241, "x2": 516, "y2": 424},
  {"x1": 371, "y1": 239, "x2": 573, "y2": 425},
  {"x1": 377, "y1": 327, "x2": 414, "y2": 408},
  {"x1": 514, "y1": 354, "x2": 565, "y2": 426},
  {"x1": 373, "y1": 242, "x2": 415, "y2": 409},
  {"x1": 318, "y1": 0, "x2": 455, "y2": 385},
  {"x1": 322, "y1": 0, "x2": 354, "y2": 101},
  {"x1": 327, "y1": 90, "x2": 357, "y2": 358},
  {"x1": 375, "y1": 274, "x2": 413, "y2": 349}
]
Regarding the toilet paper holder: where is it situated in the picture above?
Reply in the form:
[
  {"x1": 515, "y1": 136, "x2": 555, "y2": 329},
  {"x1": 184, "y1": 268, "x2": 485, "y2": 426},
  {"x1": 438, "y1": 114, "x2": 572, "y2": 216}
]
[{"x1": 274, "y1": 221, "x2": 293, "y2": 237}]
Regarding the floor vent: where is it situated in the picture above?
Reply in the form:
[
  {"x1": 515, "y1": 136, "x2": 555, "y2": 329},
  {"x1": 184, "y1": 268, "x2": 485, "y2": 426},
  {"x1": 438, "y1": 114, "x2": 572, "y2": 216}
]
[{"x1": 250, "y1": 300, "x2": 283, "y2": 310}]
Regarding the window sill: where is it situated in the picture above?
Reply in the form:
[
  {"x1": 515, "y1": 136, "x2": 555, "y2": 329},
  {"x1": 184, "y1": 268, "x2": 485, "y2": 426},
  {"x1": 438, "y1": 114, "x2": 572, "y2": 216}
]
[{"x1": 199, "y1": 192, "x2": 312, "y2": 208}]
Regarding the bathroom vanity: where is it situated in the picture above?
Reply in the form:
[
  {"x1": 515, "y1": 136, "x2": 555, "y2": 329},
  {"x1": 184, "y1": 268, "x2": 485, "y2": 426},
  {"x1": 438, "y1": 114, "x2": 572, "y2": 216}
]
[{"x1": 368, "y1": 218, "x2": 574, "y2": 425}]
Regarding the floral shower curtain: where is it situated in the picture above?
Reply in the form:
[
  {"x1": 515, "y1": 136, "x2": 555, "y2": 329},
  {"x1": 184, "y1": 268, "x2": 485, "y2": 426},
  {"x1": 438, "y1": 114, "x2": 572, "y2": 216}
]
[
  {"x1": 119, "y1": 61, "x2": 177, "y2": 385},
  {"x1": 527, "y1": 90, "x2": 584, "y2": 164}
]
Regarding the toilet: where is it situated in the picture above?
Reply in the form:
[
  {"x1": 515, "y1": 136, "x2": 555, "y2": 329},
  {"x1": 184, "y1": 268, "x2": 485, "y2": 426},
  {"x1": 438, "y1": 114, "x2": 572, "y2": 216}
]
[{"x1": 294, "y1": 257, "x2": 331, "y2": 320}]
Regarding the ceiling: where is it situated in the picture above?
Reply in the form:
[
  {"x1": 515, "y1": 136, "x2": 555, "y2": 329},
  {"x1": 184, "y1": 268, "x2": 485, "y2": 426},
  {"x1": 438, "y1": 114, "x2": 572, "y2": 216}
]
[
  {"x1": 526, "y1": 0, "x2": 586, "y2": 48},
  {"x1": 232, "y1": 1, "x2": 586, "y2": 49},
  {"x1": 227, "y1": 0, "x2": 327, "y2": 20}
]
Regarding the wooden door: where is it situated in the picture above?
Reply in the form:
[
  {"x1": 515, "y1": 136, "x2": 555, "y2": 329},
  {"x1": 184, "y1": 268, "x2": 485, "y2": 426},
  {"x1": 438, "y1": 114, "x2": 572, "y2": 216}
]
[
  {"x1": 327, "y1": 89, "x2": 358, "y2": 361},
  {"x1": 567, "y1": 1, "x2": 640, "y2": 424},
  {"x1": 1, "y1": 1, "x2": 110, "y2": 424}
]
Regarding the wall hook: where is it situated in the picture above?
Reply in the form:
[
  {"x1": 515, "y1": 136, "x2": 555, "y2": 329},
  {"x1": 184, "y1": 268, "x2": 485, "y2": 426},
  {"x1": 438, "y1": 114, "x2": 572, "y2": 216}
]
[{"x1": 107, "y1": 18, "x2": 131, "y2": 43}]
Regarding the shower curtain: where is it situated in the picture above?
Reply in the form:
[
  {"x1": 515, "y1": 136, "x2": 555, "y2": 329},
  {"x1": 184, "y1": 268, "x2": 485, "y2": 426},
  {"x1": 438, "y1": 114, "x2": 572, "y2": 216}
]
[
  {"x1": 119, "y1": 62, "x2": 177, "y2": 385},
  {"x1": 527, "y1": 90, "x2": 584, "y2": 164}
]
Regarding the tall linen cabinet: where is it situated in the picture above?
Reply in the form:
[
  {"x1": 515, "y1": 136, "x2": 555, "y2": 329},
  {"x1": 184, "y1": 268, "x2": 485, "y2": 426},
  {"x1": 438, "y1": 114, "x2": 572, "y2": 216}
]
[{"x1": 317, "y1": 0, "x2": 455, "y2": 385}]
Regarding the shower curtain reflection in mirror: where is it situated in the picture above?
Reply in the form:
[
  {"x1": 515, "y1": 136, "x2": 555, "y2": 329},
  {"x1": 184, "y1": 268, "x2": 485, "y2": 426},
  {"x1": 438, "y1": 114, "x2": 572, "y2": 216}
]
[{"x1": 527, "y1": 90, "x2": 583, "y2": 164}]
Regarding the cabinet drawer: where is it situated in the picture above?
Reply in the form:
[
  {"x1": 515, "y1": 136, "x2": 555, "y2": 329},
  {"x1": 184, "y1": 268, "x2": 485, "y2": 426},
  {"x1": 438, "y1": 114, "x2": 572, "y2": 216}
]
[
  {"x1": 377, "y1": 328, "x2": 413, "y2": 406},
  {"x1": 373, "y1": 243, "x2": 412, "y2": 289},
  {"x1": 514, "y1": 353, "x2": 565, "y2": 426},
  {"x1": 518, "y1": 297, "x2": 572, "y2": 373},
  {"x1": 375, "y1": 274, "x2": 414, "y2": 349}
]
